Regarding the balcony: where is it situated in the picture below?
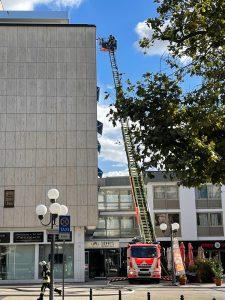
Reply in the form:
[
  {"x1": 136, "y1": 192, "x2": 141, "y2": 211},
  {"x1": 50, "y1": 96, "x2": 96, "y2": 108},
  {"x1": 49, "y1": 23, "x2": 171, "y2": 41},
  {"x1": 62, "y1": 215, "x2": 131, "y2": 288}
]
[{"x1": 197, "y1": 226, "x2": 224, "y2": 237}]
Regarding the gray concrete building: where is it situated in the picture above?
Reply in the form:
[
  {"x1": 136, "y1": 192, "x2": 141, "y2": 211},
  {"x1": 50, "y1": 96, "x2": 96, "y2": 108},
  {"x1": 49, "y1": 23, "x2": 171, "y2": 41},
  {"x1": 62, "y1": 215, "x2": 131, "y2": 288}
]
[{"x1": 0, "y1": 11, "x2": 98, "y2": 282}]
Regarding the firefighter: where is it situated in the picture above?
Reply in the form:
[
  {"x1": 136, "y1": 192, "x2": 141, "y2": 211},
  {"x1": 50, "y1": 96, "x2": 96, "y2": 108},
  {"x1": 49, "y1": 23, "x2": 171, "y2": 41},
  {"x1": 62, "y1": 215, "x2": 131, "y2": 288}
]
[
  {"x1": 37, "y1": 261, "x2": 61, "y2": 300},
  {"x1": 108, "y1": 35, "x2": 117, "y2": 50}
]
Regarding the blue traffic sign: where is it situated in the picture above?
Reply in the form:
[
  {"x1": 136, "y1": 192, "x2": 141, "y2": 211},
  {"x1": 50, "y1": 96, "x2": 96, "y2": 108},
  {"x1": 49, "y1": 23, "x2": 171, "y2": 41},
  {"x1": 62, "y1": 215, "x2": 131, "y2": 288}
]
[{"x1": 59, "y1": 216, "x2": 70, "y2": 233}]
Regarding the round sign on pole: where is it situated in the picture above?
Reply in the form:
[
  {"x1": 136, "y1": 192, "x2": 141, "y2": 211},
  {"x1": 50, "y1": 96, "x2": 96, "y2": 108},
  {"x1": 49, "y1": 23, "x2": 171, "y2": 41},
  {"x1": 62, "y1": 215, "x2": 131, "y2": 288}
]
[{"x1": 215, "y1": 242, "x2": 221, "y2": 249}]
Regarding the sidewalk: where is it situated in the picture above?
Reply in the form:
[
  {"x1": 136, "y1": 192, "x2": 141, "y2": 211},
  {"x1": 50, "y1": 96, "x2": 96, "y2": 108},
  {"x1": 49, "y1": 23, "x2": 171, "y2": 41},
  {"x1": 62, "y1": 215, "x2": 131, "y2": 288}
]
[{"x1": 0, "y1": 281, "x2": 225, "y2": 300}]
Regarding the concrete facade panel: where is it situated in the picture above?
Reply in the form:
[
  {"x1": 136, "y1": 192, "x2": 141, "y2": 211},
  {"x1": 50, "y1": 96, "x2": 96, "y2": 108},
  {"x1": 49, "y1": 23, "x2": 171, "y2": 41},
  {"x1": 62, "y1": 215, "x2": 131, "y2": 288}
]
[{"x1": 0, "y1": 24, "x2": 97, "y2": 231}]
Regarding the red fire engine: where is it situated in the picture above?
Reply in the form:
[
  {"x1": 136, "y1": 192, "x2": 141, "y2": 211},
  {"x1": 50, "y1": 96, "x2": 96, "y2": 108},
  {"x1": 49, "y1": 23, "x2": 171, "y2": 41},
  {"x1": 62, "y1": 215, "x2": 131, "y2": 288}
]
[{"x1": 127, "y1": 242, "x2": 161, "y2": 283}]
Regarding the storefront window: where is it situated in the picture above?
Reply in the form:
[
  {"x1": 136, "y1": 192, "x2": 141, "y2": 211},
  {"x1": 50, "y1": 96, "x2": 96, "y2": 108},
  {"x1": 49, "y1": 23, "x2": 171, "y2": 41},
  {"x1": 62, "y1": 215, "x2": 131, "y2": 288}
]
[
  {"x1": 39, "y1": 244, "x2": 74, "y2": 279},
  {"x1": 0, "y1": 245, "x2": 35, "y2": 280}
]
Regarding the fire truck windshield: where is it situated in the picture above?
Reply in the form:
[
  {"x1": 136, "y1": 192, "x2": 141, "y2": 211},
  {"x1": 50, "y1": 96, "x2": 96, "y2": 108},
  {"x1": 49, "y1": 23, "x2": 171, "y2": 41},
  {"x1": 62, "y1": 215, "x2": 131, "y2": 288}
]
[{"x1": 131, "y1": 246, "x2": 157, "y2": 258}]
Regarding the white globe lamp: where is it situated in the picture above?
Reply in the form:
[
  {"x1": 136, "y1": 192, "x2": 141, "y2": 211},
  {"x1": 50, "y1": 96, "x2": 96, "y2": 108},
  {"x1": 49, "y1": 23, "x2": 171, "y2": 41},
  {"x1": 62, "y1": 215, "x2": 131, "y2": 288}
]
[
  {"x1": 172, "y1": 222, "x2": 180, "y2": 231},
  {"x1": 159, "y1": 223, "x2": 167, "y2": 232},
  {"x1": 49, "y1": 202, "x2": 61, "y2": 215},
  {"x1": 36, "y1": 204, "x2": 47, "y2": 220},
  {"x1": 59, "y1": 205, "x2": 68, "y2": 216},
  {"x1": 47, "y1": 189, "x2": 59, "y2": 203}
]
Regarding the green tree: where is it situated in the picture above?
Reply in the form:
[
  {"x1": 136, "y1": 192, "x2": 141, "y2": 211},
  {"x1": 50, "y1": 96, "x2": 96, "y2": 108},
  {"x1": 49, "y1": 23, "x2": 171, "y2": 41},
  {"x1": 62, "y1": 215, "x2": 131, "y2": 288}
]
[{"x1": 111, "y1": 0, "x2": 225, "y2": 187}]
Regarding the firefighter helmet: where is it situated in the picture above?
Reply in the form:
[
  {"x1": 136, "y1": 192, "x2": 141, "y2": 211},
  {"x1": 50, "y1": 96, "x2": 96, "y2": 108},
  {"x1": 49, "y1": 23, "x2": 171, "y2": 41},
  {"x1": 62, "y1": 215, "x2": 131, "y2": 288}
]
[{"x1": 39, "y1": 260, "x2": 47, "y2": 267}]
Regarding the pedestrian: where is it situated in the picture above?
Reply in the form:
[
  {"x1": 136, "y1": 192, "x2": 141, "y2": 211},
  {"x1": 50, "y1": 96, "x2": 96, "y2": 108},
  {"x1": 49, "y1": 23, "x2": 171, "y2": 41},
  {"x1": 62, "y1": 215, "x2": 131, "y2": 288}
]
[{"x1": 37, "y1": 261, "x2": 61, "y2": 300}]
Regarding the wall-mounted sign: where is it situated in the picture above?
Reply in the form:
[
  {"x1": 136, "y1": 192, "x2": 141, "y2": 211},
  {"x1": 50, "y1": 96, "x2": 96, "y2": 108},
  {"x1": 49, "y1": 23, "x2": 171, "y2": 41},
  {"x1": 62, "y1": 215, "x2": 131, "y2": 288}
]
[
  {"x1": 0, "y1": 232, "x2": 10, "y2": 243},
  {"x1": 13, "y1": 232, "x2": 44, "y2": 243},
  {"x1": 85, "y1": 240, "x2": 120, "y2": 249},
  {"x1": 4, "y1": 190, "x2": 15, "y2": 208},
  {"x1": 47, "y1": 232, "x2": 72, "y2": 243}
]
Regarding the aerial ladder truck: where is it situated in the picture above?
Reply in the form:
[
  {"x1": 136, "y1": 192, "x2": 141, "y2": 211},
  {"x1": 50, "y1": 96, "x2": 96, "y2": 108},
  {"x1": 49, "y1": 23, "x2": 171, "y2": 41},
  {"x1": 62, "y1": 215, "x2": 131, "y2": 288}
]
[{"x1": 100, "y1": 36, "x2": 161, "y2": 282}]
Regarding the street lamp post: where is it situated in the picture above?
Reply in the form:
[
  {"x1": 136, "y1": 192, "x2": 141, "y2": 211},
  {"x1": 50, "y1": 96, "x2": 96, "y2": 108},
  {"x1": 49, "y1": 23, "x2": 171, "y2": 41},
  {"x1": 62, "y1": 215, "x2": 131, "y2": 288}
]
[
  {"x1": 36, "y1": 189, "x2": 68, "y2": 300},
  {"x1": 160, "y1": 222, "x2": 180, "y2": 286}
]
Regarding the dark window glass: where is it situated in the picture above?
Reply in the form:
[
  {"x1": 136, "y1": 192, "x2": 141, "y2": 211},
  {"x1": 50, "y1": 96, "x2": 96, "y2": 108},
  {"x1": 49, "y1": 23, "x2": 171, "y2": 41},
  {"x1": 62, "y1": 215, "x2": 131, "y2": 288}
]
[
  {"x1": 168, "y1": 213, "x2": 179, "y2": 223},
  {"x1": 197, "y1": 213, "x2": 208, "y2": 226},
  {"x1": 197, "y1": 185, "x2": 208, "y2": 198},
  {"x1": 131, "y1": 246, "x2": 157, "y2": 258},
  {"x1": 210, "y1": 213, "x2": 222, "y2": 226},
  {"x1": 155, "y1": 213, "x2": 167, "y2": 226}
]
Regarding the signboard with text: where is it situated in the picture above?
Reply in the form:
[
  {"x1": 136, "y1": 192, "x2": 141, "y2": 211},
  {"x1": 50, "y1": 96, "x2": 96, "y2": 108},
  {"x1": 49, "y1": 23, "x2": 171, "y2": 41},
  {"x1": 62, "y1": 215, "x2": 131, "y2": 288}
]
[
  {"x1": 47, "y1": 232, "x2": 72, "y2": 243},
  {"x1": 85, "y1": 240, "x2": 120, "y2": 249},
  {"x1": 13, "y1": 232, "x2": 44, "y2": 243}
]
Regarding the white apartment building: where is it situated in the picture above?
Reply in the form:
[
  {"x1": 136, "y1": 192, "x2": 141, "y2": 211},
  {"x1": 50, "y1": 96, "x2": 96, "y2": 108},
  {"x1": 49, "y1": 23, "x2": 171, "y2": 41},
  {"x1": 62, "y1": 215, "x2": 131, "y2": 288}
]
[
  {"x1": 147, "y1": 172, "x2": 225, "y2": 268},
  {"x1": 89, "y1": 173, "x2": 225, "y2": 277},
  {"x1": 0, "y1": 11, "x2": 98, "y2": 283}
]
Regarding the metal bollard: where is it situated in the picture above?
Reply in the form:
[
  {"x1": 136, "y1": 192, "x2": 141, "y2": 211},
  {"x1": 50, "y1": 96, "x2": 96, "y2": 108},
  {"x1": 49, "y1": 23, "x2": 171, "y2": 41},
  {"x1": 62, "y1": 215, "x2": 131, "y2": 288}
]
[
  {"x1": 180, "y1": 295, "x2": 184, "y2": 300},
  {"x1": 119, "y1": 289, "x2": 122, "y2": 300},
  {"x1": 90, "y1": 288, "x2": 93, "y2": 300},
  {"x1": 147, "y1": 291, "x2": 151, "y2": 300}
]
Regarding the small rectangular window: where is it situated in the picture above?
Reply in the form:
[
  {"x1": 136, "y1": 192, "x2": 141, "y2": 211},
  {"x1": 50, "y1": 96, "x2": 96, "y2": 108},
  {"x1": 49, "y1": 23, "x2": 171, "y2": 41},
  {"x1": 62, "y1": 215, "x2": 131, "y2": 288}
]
[
  {"x1": 210, "y1": 213, "x2": 222, "y2": 226},
  {"x1": 197, "y1": 213, "x2": 209, "y2": 226},
  {"x1": 155, "y1": 213, "x2": 167, "y2": 226},
  {"x1": 154, "y1": 186, "x2": 165, "y2": 199},
  {"x1": 166, "y1": 186, "x2": 178, "y2": 199},
  {"x1": 4, "y1": 190, "x2": 15, "y2": 208}
]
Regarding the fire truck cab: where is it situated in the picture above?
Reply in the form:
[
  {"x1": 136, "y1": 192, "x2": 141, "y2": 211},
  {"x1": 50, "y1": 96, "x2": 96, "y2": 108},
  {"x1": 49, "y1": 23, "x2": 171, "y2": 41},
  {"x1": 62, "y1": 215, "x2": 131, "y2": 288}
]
[{"x1": 127, "y1": 242, "x2": 161, "y2": 283}]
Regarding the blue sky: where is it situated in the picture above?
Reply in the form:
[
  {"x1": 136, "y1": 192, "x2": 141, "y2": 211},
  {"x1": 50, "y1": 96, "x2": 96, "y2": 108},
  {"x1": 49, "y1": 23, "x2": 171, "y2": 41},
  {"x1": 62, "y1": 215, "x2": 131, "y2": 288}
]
[{"x1": 2, "y1": 0, "x2": 171, "y2": 177}]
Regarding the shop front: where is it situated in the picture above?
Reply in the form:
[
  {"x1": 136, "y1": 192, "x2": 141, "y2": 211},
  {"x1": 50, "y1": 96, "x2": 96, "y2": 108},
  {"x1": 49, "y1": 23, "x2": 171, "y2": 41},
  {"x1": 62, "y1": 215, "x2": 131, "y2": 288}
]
[
  {"x1": 0, "y1": 230, "x2": 75, "y2": 282},
  {"x1": 85, "y1": 240, "x2": 127, "y2": 278},
  {"x1": 159, "y1": 240, "x2": 225, "y2": 270}
]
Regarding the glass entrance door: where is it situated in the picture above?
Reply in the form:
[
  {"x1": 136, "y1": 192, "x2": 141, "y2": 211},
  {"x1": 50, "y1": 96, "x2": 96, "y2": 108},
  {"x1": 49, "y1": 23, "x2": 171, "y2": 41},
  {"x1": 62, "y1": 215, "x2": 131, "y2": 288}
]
[{"x1": 104, "y1": 249, "x2": 120, "y2": 277}]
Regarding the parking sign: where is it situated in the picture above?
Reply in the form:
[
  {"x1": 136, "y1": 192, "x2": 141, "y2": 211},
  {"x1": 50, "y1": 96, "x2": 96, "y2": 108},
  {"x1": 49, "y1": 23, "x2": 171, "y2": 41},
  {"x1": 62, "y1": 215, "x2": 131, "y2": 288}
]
[{"x1": 59, "y1": 216, "x2": 70, "y2": 233}]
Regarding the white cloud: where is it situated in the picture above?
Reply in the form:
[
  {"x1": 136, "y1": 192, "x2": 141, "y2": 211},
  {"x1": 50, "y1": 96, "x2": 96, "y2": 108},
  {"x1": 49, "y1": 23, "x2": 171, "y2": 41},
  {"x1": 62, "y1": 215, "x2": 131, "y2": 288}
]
[
  {"x1": 97, "y1": 103, "x2": 127, "y2": 166},
  {"x1": 103, "y1": 170, "x2": 129, "y2": 178},
  {"x1": 135, "y1": 20, "x2": 169, "y2": 56},
  {"x1": 2, "y1": 0, "x2": 83, "y2": 10}
]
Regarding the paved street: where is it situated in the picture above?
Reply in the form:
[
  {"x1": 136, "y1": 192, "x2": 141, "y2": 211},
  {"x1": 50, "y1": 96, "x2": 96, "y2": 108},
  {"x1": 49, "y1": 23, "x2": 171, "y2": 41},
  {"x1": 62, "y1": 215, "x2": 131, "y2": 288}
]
[{"x1": 0, "y1": 281, "x2": 225, "y2": 300}]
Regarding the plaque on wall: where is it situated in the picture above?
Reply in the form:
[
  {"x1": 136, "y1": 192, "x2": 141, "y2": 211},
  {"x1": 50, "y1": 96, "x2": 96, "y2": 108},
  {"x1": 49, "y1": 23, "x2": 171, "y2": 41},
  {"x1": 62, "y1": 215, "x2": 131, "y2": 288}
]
[
  {"x1": 0, "y1": 232, "x2": 10, "y2": 243},
  {"x1": 13, "y1": 232, "x2": 44, "y2": 243},
  {"x1": 4, "y1": 190, "x2": 15, "y2": 208},
  {"x1": 47, "y1": 232, "x2": 72, "y2": 243}
]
